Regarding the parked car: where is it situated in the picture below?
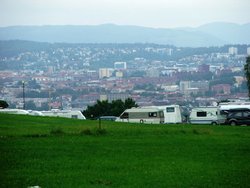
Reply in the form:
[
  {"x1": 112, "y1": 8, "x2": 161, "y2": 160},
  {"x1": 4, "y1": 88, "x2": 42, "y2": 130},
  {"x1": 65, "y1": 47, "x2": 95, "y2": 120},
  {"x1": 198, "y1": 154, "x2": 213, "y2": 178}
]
[
  {"x1": 225, "y1": 108, "x2": 250, "y2": 126},
  {"x1": 99, "y1": 116, "x2": 117, "y2": 121}
]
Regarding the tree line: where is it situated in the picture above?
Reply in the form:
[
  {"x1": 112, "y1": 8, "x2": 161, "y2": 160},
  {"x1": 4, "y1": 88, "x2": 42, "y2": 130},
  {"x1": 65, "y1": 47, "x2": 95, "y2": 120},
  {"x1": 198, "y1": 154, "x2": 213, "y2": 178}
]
[
  {"x1": 82, "y1": 98, "x2": 138, "y2": 119},
  {"x1": 244, "y1": 56, "x2": 250, "y2": 97}
]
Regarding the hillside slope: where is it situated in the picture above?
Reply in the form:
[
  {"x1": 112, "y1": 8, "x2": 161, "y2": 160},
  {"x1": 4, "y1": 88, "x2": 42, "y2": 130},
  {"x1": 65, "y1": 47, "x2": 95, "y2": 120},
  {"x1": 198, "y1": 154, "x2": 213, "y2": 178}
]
[{"x1": 0, "y1": 22, "x2": 249, "y2": 47}]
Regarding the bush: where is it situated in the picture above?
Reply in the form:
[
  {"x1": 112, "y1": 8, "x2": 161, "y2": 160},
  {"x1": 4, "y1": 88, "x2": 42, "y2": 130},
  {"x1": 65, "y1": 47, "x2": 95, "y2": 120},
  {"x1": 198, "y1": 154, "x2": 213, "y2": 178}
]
[
  {"x1": 80, "y1": 128, "x2": 93, "y2": 135},
  {"x1": 50, "y1": 127, "x2": 64, "y2": 135},
  {"x1": 95, "y1": 128, "x2": 107, "y2": 135},
  {"x1": 0, "y1": 100, "x2": 9, "y2": 109},
  {"x1": 180, "y1": 130, "x2": 187, "y2": 134},
  {"x1": 80, "y1": 128, "x2": 107, "y2": 136},
  {"x1": 24, "y1": 134, "x2": 48, "y2": 138},
  {"x1": 193, "y1": 129, "x2": 199, "y2": 135},
  {"x1": 193, "y1": 129, "x2": 212, "y2": 135}
]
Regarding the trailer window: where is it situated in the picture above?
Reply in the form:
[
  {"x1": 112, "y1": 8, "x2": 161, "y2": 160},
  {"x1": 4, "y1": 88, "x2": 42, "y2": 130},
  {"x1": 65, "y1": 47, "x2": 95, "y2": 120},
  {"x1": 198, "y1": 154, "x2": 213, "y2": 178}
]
[
  {"x1": 197, "y1": 111, "x2": 207, "y2": 117},
  {"x1": 71, "y1": 115, "x2": 78, "y2": 119},
  {"x1": 166, "y1": 107, "x2": 175, "y2": 112},
  {"x1": 120, "y1": 112, "x2": 129, "y2": 119},
  {"x1": 148, "y1": 112, "x2": 157, "y2": 117}
]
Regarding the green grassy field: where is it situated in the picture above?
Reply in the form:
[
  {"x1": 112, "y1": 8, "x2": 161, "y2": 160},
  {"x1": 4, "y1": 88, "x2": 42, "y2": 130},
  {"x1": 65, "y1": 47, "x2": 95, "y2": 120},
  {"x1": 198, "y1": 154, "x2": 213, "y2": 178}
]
[{"x1": 0, "y1": 113, "x2": 250, "y2": 188}]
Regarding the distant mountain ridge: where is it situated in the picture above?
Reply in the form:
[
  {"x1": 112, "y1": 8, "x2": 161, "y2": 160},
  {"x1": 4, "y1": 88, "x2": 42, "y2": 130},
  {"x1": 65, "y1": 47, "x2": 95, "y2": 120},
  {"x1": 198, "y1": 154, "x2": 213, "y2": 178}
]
[{"x1": 0, "y1": 22, "x2": 249, "y2": 47}]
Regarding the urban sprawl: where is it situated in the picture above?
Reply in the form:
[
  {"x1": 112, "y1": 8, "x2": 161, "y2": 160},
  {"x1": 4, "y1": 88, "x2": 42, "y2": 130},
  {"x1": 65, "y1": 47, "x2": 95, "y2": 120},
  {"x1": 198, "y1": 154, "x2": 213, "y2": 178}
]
[{"x1": 1, "y1": 42, "x2": 250, "y2": 111}]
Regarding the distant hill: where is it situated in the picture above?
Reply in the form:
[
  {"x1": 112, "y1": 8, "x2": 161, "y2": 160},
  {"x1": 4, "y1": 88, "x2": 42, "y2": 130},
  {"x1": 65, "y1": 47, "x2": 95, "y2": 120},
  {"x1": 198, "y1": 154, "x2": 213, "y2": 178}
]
[
  {"x1": 0, "y1": 23, "x2": 249, "y2": 47},
  {"x1": 196, "y1": 22, "x2": 250, "y2": 45}
]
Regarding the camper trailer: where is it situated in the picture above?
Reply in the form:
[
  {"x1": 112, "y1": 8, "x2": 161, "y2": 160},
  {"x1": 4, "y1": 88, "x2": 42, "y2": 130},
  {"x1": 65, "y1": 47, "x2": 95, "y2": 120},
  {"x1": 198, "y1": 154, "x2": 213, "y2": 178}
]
[
  {"x1": 27, "y1": 110, "x2": 44, "y2": 116},
  {"x1": 189, "y1": 106, "x2": 226, "y2": 125},
  {"x1": 41, "y1": 109, "x2": 86, "y2": 120},
  {"x1": 142, "y1": 105, "x2": 183, "y2": 124},
  {"x1": 219, "y1": 102, "x2": 250, "y2": 112},
  {"x1": 116, "y1": 107, "x2": 164, "y2": 124},
  {"x1": 0, "y1": 108, "x2": 29, "y2": 115}
]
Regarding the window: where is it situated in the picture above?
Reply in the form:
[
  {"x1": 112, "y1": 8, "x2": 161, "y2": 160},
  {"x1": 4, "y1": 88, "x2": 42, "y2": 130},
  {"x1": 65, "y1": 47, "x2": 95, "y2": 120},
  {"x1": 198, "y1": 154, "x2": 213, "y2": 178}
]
[
  {"x1": 242, "y1": 112, "x2": 250, "y2": 118},
  {"x1": 120, "y1": 112, "x2": 128, "y2": 119},
  {"x1": 220, "y1": 110, "x2": 228, "y2": 115},
  {"x1": 71, "y1": 115, "x2": 78, "y2": 119},
  {"x1": 233, "y1": 112, "x2": 242, "y2": 117},
  {"x1": 197, "y1": 111, "x2": 207, "y2": 117},
  {"x1": 166, "y1": 107, "x2": 175, "y2": 113},
  {"x1": 148, "y1": 112, "x2": 157, "y2": 117}
]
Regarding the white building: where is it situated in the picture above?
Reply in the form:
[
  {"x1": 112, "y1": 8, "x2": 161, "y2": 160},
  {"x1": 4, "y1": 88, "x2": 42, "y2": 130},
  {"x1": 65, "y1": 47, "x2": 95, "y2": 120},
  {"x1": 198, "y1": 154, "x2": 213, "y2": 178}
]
[
  {"x1": 161, "y1": 85, "x2": 179, "y2": 92},
  {"x1": 147, "y1": 68, "x2": 160, "y2": 77},
  {"x1": 228, "y1": 47, "x2": 238, "y2": 55},
  {"x1": 99, "y1": 68, "x2": 114, "y2": 79},
  {"x1": 247, "y1": 47, "x2": 250, "y2": 56},
  {"x1": 179, "y1": 81, "x2": 191, "y2": 93},
  {"x1": 100, "y1": 93, "x2": 129, "y2": 102}
]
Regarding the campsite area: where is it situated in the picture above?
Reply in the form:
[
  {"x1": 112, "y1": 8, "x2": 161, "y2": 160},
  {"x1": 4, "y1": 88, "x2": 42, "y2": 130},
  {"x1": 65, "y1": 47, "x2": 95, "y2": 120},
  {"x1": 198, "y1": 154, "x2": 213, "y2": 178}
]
[{"x1": 0, "y1": 113, "x2": 249, "y2": 187}]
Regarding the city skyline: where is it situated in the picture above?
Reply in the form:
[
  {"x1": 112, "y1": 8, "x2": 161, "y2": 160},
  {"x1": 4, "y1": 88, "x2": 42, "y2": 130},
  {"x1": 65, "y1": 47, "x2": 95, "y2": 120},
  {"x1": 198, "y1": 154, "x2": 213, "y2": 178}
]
[{"x1": 0, "y1": 0, "x2": 249, "y2": 28}]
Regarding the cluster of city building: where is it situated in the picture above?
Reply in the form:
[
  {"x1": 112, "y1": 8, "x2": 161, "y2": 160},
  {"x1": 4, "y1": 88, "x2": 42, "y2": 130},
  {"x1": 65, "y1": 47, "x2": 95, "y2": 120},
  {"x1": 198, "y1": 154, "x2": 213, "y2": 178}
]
[{"x1": 0, "y1": 43, "x2": 250, "y2": 111}]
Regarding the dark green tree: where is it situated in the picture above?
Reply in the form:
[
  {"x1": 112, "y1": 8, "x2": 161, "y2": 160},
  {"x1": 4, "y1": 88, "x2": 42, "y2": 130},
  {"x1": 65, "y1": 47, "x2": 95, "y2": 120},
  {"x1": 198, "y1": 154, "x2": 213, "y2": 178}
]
[
  {"x1": 244, "y1": 56, "x2": 250, "y2": 97},
  {"x1": 124, "y1": 98, "x2": 138, "y2": 109},
  {"x1": 83, "y1": 100, "x2": 111, "y2": 119},
  {"x1": 111, "y1": 99, "x2": 125, "y2": 116},
  {"x1": 0, "y1": 100, "x2": 9, "y2": 109},
  {"x1": 82, "y1": 98, "x2": 138, "y2": 119}
]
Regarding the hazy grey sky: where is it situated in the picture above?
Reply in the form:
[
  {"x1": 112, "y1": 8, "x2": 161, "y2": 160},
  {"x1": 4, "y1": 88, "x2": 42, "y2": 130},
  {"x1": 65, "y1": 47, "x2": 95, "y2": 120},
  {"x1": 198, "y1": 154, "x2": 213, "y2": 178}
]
[{"x1": 0, "y1": 0, "x2": 249, "y2": 28}]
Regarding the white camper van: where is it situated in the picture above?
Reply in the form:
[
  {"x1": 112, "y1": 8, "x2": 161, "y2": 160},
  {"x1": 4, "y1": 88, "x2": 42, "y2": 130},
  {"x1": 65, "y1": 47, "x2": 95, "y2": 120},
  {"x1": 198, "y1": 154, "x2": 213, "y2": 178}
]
[
  {"x1": 189, "y1": 106, "x2": 226, "y2": 125},
  {"x1": 42, "y1": 109, "x2": 86, "y2": 120},
  {"x1": 142, "y1": 105, "x2": 183, "y2": 124},
  {"x1": 116, "y1": 107, "x2": 164, "y2": 124}
]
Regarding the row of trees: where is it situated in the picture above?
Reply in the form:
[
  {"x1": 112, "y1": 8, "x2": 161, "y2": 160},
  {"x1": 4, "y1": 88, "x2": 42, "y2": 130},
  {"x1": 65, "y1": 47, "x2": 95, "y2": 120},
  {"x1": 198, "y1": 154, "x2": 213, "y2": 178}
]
[
  {"x1": 244, "y1": 56, "x2": 250, "y2": 97},
  {"x1": 82, "y1": 98, "x2": 138, "y2": 119}
]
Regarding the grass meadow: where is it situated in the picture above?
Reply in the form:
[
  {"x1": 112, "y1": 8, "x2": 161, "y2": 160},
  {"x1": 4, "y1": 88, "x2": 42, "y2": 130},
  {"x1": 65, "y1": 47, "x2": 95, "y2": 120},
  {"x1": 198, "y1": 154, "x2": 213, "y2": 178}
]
[{"x1": 0, "y1": 113, "x2": 250, "y2": 187}]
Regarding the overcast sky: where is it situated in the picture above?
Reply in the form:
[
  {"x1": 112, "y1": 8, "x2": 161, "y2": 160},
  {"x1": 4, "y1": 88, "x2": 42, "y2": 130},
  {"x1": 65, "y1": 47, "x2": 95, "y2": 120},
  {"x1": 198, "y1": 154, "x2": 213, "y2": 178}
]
[{"x1": 0, "y1": 0, "x2": 249, "y2": 28}]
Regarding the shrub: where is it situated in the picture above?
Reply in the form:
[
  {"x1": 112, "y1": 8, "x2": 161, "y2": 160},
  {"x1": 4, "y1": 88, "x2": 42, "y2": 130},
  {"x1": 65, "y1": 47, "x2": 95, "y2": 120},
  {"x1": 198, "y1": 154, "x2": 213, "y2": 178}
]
[
  {"x1": 24, "y1": 134, "x2": 48, "y2": 138},
  {"x1": 80, "y1": 128, "x2": 93, "y2": 135},
  {"x1": 180, "y1": 130, "x2": 187, "y2": 134},
  {"x1": 95, "y1": 128, "x2": 107, "y2": 135},
  {"x1": 193, "y1": 129, "x2": 199, "y2": 135},
  {"x1": 0, "y1": 100, "x2": 9, "y2": 109},
  {"x1": 80, "y1": 128, "x2": 107, "y2": 136},
  {"x1": 50, "y1": 127, "x2": 64, "y2": 135},
  {"x1": 193, "y1": 129, "x2": 212, "y2": 135}
]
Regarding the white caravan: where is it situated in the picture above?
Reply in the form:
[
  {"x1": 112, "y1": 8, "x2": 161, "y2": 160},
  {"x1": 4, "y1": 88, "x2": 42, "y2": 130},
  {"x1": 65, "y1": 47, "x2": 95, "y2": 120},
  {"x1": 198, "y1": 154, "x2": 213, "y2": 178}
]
[
  {"x1": 0, "y1": 108, "x2": 86, "y2": 120},
  {"x1": 41, "y1": 109, "x2": 86, "y2": 120},
  {"x1": 0, "y1": 108, "x2": 29, "y2": 115},
  {"x1": 27, "y1": 110, "x2": 44, "y2": 116},
  {"x1": 142, "y1": 105, "x2": 183, "y2": 124},
  {"x1": 219, "y1": 102, "x2": 250, "y2": 112},
  {"x1": 116, "y1": 107, "x2": 164, "y2": 124},
  {"x1": 189, "y1": 106, "x2": 226, "y2": 125}
]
